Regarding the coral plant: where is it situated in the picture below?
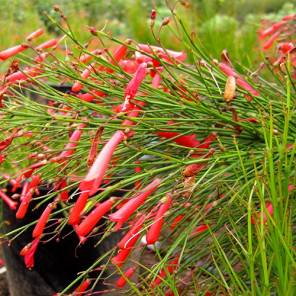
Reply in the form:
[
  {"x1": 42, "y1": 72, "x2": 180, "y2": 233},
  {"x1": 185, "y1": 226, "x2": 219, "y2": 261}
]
[{"x1": 0, "y1": 2, "x2": 295, "y2": 295}]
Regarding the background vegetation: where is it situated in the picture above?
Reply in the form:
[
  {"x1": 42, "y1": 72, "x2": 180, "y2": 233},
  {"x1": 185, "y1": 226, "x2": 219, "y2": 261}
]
[{"x1": 1, "y1": 0, "x2": 296, "y2": 70}]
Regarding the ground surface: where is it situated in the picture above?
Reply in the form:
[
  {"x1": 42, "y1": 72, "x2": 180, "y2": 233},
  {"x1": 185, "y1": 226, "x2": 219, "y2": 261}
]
[
  {"x1": 0, "y1": 248, "x2": 9, "y2": 296},
  {"x1": 0, "y1": 273, "x2": 9, "y2": 296}
]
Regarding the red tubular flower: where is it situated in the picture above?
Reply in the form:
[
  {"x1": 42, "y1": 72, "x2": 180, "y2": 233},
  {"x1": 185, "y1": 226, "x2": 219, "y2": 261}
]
[
  {"x1": 80, "y1": 130, "x2": 125, "y2": 195},
  {"x1": 13, "y1": 175, "x2": 23, "y2": 192},
  {"x1": 11, "y1": 176, "x2": 22, "y2": 193},
  {"x1": 122, "y1": 71, "x2": 161, "y2": 128},
  {"x1": 146, "y1": 195, "x2": 172, "y2": 245},
  {"x1": 34, "y1": 52, "x2": 50, "y2": 63},
  {"x1": 134, "y1": 160, "x2": 142, "y2": 189},
  {"x1": 105, "y1": 44, "x2": 128, "y2": 73},
  {"x1": 0, "y1": 85, "x2": 9, "y2": 107},
  {"x1": 52, "y1": 178, "x2": 66, "y2": 193},
  {"x1": 170, "y1": 215, "x2": 185, "y2": 230},
  {"x1": 263, "y1": 31, "x2": 281, "y2": 50},
  {"x1": 124, "y1": 62, "x2": 147, "y2": 101},
  {"x1": 118, "y1": 215, "x2": 146, "y2": 249},
  {"x1": 135, "y1": 51, "x2": 161, "y2": 67},
  {"x1": 155, "y1": 127, "x2": 200, "y2": 148},
  {"x1": 170, "y1": 203, "x2": 192, "y2": 230},
  {"x1": 282, "y1": 14, "x2": 296, "y2": 21},
  {"x1": 112, "y1": 101, "x2": 138, "y2": 114},
  {"x1": 113, "y1": 219, "x2": 126, "y2": 232},
  {"x1": 162, "y1": 133, "x2": 200, "y2": 147},
  {"x1": 6, "y1": 67, "x2": 43, "y2": 83},
  {"x1": 0, "y1": 44, "x2": 27, "y2": 60},
  {"x1": 0, "y1": 190, "x2": 18, "y2": 210},
  {"x1": 20, "y1": 238, "x2": 40, "y2": 269},
  {"x1": 27, "y1": 175, "x2": 41, "y2": 190},
  {"x1": 191, "y1": 224, "x2": 210, "y2": 237},
  {"x1": 165, "y1": 289, "x2": 182, "y2": 296},
  {"x1": 120, "y1": 100, "x2": 146, "y2": 127},
  {"x1": 26, "y1": 28, "x2": 44, "y2": 41},
  {"x1": 79, "y1": 49, "x2": 100, "y2": 63},
  {"x1": 18, "y1": 183, "x2": 28, "y2": 201},
  {"x1": 151, "y1": 67, "x2": 163, "y2": 88},
  {"x1": 36, "y1": 38, "x2": 57, "y2": 51},
  {"x1": 22, "y1": 159, "x2": 47, "y2": 178},
  {"x1": 60, "y1": 123, "x2": 86, "y2": 156},
  {"x1": 16, "y1": 193, "x2": 32, "y2": 219},
  {"x1": 251, "y1": 202, "x2": 273, "y2": 225},
  {"x1": 74, "y1": 279, "x2": 91, "y2": 295},
  {"x1": 34, "y1": 187, "x2": 40, "y2": 196},
  {"x1": 111, "y1": 248, "x2": 134, "y2": 267},
  {"x1": 27, "y1": 152, "x2": 46, "y2": 160},
  {"x1": 0, "y1": 135, "x2": 18, "y2": 152},
  {"x1": 278, "y1": 42, "x2": 294, "y2": 55},
  {"x1": 137, "y1": 44, "x2": 187, "y2": 63},
  {"x1": 72, "y1": 62, "x2": 96, "y2": 92},
  {"x1": 0, "y1": 155, "x2": 4, "y2": 166},
  {"x1": 59, "y1": 181, "x2": 68, "y2": 201},
  {"x1": 69, "y1": 191, "x2": 90, "y2": 225},
  {"x1": 32, "y1": 203, "x2": 53, "y2": 238},
  {"x1": 241, "y1": 118, "x2": 259, "y2": 123},
  {"x1": 235, "y1": 78, "x2": 259, "y2": 101},
  {"x1": 258, "y1": 21, "x2": 286, "y2": 39},
  {"x1": 27, "y1": 160, "x2": 47, "y2": 172},
  {"x1": 218, "y1": 62, "x2": 239, "y2": 77},
  {"x1": 73, "y1": 224, "x2": 87, "y2": 244},
  {"x1": 116, "y1": 267, "x2": 136, "y2": 288},
  {"x1": 50, "y1": 122, "x2": 85, "y2": 163},
  {"x1": 76, "y1": 198, "x2": 114, "y2": 236},
  {"x1": 3, "y1": 174, "x2": 17, "y2": 186},
  {"x1": 152, "y1": 256, "x2": 180, "y2": 288},
  {"x1": 109, "y1": 179, "x2": 161, "y2": 227},
  {"x1": 103, "y1": 156, "x2": 119, "y2": 184},
  {"x1": 6, "y1": 71, "x2": 27, "y2": 82},
  {"x1": 192, "y1": 132, "x2": 217, "y2": 158},
  {"x1": 77, "y1": 89, "x2": 105, "y2": 103},
  {"x1": 183, "y1": 149, "x2": 215, "y2": 177},
  {"x1": 36, "y1": 140, "x2": 50, "y2": 151},
  {"x1": 16, "y1": 175, "x2": 41, "y2": 219},
  {"x1": 119, "y1": 59, "x2": 140, "y2": 74}
]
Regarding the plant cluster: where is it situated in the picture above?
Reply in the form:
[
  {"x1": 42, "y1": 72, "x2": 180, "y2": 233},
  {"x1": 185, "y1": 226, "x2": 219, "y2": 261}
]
[{"x1": 0, "y1": 2, "x2": 295, "y2": 295}]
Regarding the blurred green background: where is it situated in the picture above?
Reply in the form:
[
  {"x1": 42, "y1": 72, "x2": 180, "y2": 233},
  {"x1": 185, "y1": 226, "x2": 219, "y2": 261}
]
[{"x1": 1, "y1": 0, "x2": 296, "y2": 69}]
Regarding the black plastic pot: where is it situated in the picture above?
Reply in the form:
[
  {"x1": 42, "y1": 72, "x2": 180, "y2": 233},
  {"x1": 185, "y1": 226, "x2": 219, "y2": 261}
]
[
  {"x1": 1, "y1": 84, "x2": 124, "y2": 295},
  {"x1": 1, "y1": 184, "x2": 121, "y2": 296}
]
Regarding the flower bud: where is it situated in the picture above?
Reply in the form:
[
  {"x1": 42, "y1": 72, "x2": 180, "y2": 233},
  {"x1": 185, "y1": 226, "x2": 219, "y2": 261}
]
[{"x1": 161, "y1": 17, "x2": 171, "y2": 27}]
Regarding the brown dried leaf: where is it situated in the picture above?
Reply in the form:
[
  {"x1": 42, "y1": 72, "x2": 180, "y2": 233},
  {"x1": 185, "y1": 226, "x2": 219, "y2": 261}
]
[
  {"x1": 221, "y1": 50, "x2": 232, "y2": 67},
  {"x1": 87, "y1": 125, "x2": 104, "y2": 167},
  {"x1": 5, "y1": 60, "x2": 19, "y2": 78},
  {"x1": 183, "y1": 149, "x2": 215, "y2": 177},
  {"x1": 224, "y1": 76, "x2": 236, "y2": 104},
  {"x1": 230, "y1": 107, "x2": 243, "y2": 136},
  {"x1": 182, "y1": 175, "x2": 196, "y2": 198}
]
